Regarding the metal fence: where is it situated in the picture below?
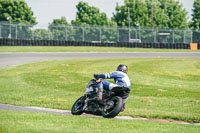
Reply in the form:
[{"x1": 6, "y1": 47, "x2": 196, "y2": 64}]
[{"x1": 0, "y1": 21, "x2": 200, "y2": 44}]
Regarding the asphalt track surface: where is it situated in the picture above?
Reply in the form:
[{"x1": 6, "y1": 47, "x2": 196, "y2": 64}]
[
  {"x1": 0, "y1": 52, "x2": 200, "y2": 125},
  {"x1": 0, "y1": 52, "x2": 200, "y2": 68}
]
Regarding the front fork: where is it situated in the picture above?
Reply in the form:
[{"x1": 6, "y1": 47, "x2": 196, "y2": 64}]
[{"x1": 81, "y1": 94, "x2": 87, "y2": 111}]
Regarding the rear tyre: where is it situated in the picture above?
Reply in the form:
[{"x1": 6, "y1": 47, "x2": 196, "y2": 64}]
[
  {"x1": 102, "y1": 96, "x2": 123, "y2": 118},
  {"x1": 71, "y1": 96, "x2": 85, "y2": 115}
]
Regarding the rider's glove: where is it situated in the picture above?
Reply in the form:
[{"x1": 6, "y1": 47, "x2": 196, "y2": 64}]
[{"x1": 93, "y1": 74, "x2": 99, "y2": 80}]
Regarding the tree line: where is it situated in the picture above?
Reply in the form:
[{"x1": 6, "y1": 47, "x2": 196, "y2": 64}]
[{"x1": 0, "y1": 0, "x2": 200, "y2": 42}]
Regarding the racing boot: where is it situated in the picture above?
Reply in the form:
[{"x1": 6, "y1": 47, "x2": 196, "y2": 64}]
[
  {"x1": 96, "y1": 79, "x2": 104, "y2": 105},
  {"x1": 97, "y1": 88, "x2": 105, "y2": 105},
  {"x1": 97, "y1": 88, "x2": 102, "y2": 101},
  {"x1": 121, "y1": 98, "x2": 128, "y2": 112}
]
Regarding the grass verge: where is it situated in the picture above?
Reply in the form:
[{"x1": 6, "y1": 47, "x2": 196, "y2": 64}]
[
  {"x1": 0, "y1": 58, "x2": 200, "y2": 122},
  {"x1": 0, "y1": 110, "x2": 199, "y2": 133},
  {"x1": 0, "y1": 46, "x2": 199, "y2": 52}
]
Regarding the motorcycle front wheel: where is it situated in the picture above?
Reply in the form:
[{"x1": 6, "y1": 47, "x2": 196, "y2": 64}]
[
  {"x1": 71, "y1": 96, "x2": 86, "y2": 115},
  {"x1": 102, "y1": 96, "x2": 123, "y2": 118}
]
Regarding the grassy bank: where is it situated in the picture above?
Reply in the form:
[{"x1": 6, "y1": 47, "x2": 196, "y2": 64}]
[
  {"x1": 0, "y1": 111, "x2": 199, "y2": 133},
  {"x1": 0, "y1": 58, "x2": 200, "y2": 122},
  {"x1": 0, "y1": 46, "x2": 199, "y2": 52}
]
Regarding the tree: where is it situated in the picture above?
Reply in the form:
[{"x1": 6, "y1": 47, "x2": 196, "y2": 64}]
[
  {"x1": 113, "y1": 0, "x2": 150, "y2": 27},
  {"x1": 33, "y1": 29, "x2": 51, "y2": 40},
  {"x1": 112, "y1": 0, "x2": 188, "y2": 28},
  {"x1": 71, "y1": 1, "x2": 116, "y2": 26},
  {"x1": 191, "y1": 0, "x2": 200, "y2": 29},
  {"x1": 49, "y1": 16, "x2": 68, "y2": 25},
  {"x1": 159, "y1": 0, "x2": 188, "y2": 28},
  {"x1": 0, "y1": 0, "x2": 36, "y2": 23},
  {"x1": 48, "y1": 16, "x2": 74, "y2": 41},
  {"x1": 112, "y1": 0, "x2": 188, "y2": 42},
  {"x1": 0, "y1": 0, "x2": 36, "y2": 39},
  {"x1": 190, "y1": 0, "x2": 200, "y2": 43},
  {"x1": 71, "y1": 1, "x2": 117, "y2": 42}
]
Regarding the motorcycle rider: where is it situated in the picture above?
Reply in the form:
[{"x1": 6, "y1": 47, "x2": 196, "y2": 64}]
[{"x1": 94, "y1": 64, "x2": 131, "y2": 112}]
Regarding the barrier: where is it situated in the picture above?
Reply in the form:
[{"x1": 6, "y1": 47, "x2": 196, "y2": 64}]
[
  {"x1": 0, "y1": 38, "x2": 196, "y2": 50},
  {"x1": 190, "y1": 43, "x2": 198, "y2": 50}
]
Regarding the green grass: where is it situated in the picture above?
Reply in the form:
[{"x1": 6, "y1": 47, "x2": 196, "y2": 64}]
[
  {"x1": 0, "y1": 58, "x2": 200, "y2": 123},
  {"x1": 0, "y1": 46, "x2": 199, "y2": 52},
  {"x1": 0, "y1": 110, "x2": 199, "y2": 133}
]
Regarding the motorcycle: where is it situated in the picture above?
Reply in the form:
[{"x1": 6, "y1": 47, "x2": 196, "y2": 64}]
[{"x1": 71, "y1": 79, "x2": 130, "y2": 118}]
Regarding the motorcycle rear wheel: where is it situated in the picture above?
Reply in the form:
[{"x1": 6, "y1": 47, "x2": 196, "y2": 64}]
[
  {"x1": 71, "y1": 96, "x2": 85, "y2": 115},
  {"x1": 102, "y1": 96, "x2": 123, "y2": 118}
]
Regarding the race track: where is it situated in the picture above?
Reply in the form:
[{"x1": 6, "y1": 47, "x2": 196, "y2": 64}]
[
  {"x1": 1, "y1": 103, "x2": 199, "y2": 125},
  {"x1": 0, "y1": 52, "x2": 200, "y2": 125},
  {"x1": 0, "y1": 52, "x2": 200, "y2": 68}
]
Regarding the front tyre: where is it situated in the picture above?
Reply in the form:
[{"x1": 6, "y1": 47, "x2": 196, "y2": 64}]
[
  {"x1": 102, "y1": 96, "x2": 123, "y2": 118},
  {"x1": 71, "y1": 96, "x2": 85, "y2": 115}
]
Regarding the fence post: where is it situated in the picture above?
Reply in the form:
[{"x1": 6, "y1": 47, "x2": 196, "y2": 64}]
[
  {"x1": 139, "y1": 25, "x2": 141, "y2": 41},
  {"x1": 183, "y1": 30, "x2": 186, "y2": 43},
  {"x1": 135, "y1": 29, "x2": 137, "y2": 39},
  {"x1": 48, "y1": 30, "x2": 51, "y2": 40},
  {"x1": 32, "y1": 27, "x2": 34, "y2": 40},
  {"x1": 16, "y1": 25, "x2": 18, "y2": 39},
  {"x1": 152, "y1": 29, "x2": 156, "y2": 43},
  {"x1": 65, "y1": 27, "x2": 68, "y2": 41},
  {"x1": 154, "y1": 29, "x2": 156, "y2": 43},
  {"x1": 0, "y1": 24, "x2": 1, "y2": 38},
  {"x1": 117, "y1": 28, "x2": 119, "y2": 42},
  {"x1": 9, "y1": 23, "x2": 11, "y2": 39},
  {"x1": 191, "y1": 30, "x2": 193, "y2": 43},
  {"x1": 82, "y1": 27, "x2": 85, "y2": 42},
  {"x1": 99, "y1": 27, "x2": 101, "y2": 42}
]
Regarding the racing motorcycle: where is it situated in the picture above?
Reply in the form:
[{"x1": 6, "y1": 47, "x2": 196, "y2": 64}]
[{"x1": 71, "y1": 79, "x2": 130, "y2": 118}]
